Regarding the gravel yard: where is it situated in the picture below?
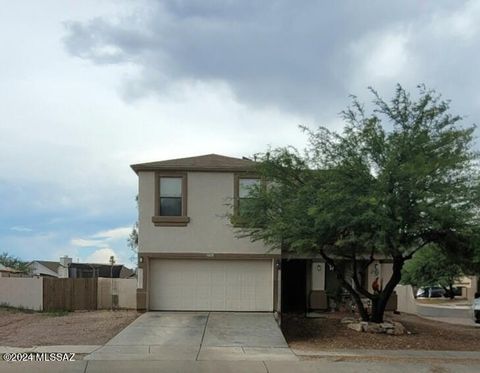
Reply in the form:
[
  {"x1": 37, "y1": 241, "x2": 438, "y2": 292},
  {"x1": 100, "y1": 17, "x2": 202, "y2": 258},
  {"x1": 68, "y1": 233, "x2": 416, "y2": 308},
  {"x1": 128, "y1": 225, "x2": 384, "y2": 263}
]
[
  {"x1": 0, "y1": 308, "x2": 139, "y2": 347},
  {"x1": 283, "y1": 312, "x2": 480, "y2": 352}
]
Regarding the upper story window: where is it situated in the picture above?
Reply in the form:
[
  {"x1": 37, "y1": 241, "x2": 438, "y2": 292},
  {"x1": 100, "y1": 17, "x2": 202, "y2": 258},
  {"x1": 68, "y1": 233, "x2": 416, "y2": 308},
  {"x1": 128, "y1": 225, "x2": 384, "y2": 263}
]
[
  {"x1": 152, "y1": 172, "x2": 189, "y2": 226},
  {"x1": 238, "y1": 178, "x2": 261, "y2": 216},
  {"x1": 233, "y1": 175, "x2": 261, "y2": 223},
  {"x1": 160, "y1": 177, "x2": 183, "y2": 216}
]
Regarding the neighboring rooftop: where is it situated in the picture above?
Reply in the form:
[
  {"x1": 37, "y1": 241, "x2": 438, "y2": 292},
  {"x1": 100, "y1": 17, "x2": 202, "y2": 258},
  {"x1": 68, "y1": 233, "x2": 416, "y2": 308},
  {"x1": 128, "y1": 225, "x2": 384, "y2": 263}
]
[
  {"x1": 69, "y1": 263, "x2": 135, "y2": 278},
  {"x1": 0, "y1": 263, "x2": 24, "y2": 273},
  {"x1": 131, "y1": 153, "x2": 256, "y2": 173}
]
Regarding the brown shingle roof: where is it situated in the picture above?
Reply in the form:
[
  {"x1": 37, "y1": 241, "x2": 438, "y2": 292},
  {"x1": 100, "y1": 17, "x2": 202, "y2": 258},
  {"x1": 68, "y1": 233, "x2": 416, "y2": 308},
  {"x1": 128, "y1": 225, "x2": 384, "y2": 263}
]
[{"x1": 131, "y1": 154, "x2": 255, "y2": 173}]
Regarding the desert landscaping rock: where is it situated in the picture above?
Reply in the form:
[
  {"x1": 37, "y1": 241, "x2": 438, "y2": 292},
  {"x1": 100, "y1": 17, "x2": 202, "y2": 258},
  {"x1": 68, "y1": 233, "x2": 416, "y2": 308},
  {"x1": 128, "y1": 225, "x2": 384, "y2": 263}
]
[
  {"x1": 380, "y1": 322, "x2": 394, "y2": 329},
  {"x1": 392, "y1": 322, "x2": 406, "y2": 335},
  {"x1": 283, "y1": 312, "x2": 480, "y2": 352},
  {"x1": 347, "y1": 322, "x2": 364, "y2": 332},
  {"x1": 346, "y1": 320, "x2": 406, "y2": 335},
  {"x1": 363, "y1": 323, "x2": 383, "y2": 333}
]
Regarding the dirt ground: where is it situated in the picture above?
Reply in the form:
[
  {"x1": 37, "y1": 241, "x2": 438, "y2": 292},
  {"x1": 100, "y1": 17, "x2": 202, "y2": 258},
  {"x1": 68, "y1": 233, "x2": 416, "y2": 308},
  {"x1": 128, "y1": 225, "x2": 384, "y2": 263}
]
[
  {"x1": 0, "y1": 308, "x2": 140, "y2": 347},
  {"x1": 283, "y1": 312, "x2": 480, "y2": 351}
]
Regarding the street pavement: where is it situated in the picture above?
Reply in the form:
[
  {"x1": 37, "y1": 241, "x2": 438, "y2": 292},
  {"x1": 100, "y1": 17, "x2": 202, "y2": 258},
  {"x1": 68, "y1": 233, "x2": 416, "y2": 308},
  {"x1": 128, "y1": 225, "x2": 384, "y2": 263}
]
[
  {"x1": 1, "y1": 345, "x2": 479, "y2": 372},
  {"x1": 1, "y1": 346, "x2": 479, "y2": 372},
  {"x1": 1, "y1": 357, "x2": 480, "y2": 372},
  {"x1": 422, "y1": 315, "x2": 480, "y2": 327}
]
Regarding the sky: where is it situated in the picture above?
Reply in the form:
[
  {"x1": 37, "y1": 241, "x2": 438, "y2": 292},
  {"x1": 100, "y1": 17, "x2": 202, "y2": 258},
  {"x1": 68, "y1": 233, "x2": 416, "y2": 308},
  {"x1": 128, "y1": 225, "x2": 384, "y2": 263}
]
[{"x1": 1, "y1": 0, "x2": 480, "y2": 267}]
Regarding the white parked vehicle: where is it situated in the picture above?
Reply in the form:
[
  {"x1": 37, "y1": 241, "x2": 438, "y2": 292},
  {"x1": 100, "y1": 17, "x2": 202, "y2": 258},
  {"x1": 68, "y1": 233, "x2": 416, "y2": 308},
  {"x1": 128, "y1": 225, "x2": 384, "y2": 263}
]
[{"x1": 473, "y1": 294, "x2": 480, "y2": 324}]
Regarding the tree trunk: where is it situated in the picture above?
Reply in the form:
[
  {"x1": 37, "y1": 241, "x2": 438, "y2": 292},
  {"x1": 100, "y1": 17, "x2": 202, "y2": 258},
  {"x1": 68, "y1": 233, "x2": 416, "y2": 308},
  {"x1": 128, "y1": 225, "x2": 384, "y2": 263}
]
[
  {"x1": 350, "y1": 289, "x2": 370, "y2": 322},
  {"x1": 369, "y1": 256, "x2": 404, "y2": 323},
  {"x1": 448, "y1": 284, "x2": 455, "y2": 299},
  {"x1": 370, "y1": 295, "x2": 387, "y2": 323},
  {"x1": 370, "y1": 297, "x2": 381, "y2": 323},
  {"x1": 318, "y1": 249, "x2": 372, "y2": 321},
  {"x1": 318, "y1": 249, "x2": 405, "y2": 323},
  {"x1": 336, "y1": 273, "x2": 370, "y2": 321}
]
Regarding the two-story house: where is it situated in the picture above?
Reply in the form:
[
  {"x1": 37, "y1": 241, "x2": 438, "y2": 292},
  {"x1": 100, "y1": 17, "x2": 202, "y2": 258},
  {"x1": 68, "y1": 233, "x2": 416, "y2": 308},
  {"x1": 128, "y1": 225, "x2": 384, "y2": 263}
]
[
  {"x1": 131, "y1": 154, "x2": 280, "y2": 312},
  {"x1": 132, "y1": 154, "x2": 397, "y2": 315}
]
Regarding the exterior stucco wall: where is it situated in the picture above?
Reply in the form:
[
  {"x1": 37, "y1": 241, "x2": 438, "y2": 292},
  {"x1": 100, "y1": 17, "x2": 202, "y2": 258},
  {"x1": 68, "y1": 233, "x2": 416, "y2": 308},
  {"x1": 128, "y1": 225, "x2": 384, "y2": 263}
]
[
  {"x1": 367, "y1": 261, "x2": 393, "y2": 293},
  {"x1": 97, "y1": 278, "x2": 137, "y2": 309},
  {"x1": 395, "y1": 284, "x2": 417, "y2": 314},
  {"x1": 138, "y1": 171, "x2": 275, "y2": 255},
  {"x1": 0, "y1": 277, "x2": 43, "y2": 311}
]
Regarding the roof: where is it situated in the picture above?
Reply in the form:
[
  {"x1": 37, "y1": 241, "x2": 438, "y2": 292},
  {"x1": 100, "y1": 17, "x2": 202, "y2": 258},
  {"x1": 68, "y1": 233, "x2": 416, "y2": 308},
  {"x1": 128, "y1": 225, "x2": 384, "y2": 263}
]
[
  {"x1": 119, "y1": 266, "x2": 135, "y2": 278},
  {"x1": 131, "y1": 154, "x2": 256, "y2": 173},
  {"x1": 31, "y1": 260, "x2": 63, "y2": 273},
  {"x1": 69, "y1": 263, "x2": 133, "y2": 278},
  {"x1": 0, "y1": 263, "x2": 24, "y2": 273}
]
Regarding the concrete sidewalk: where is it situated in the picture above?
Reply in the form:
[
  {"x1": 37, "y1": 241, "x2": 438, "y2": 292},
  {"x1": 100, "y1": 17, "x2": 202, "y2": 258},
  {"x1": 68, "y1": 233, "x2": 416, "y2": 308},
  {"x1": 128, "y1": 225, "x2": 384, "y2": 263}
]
[{"x1": 2, "y1": 346, "x2": 478, "y2": 361}]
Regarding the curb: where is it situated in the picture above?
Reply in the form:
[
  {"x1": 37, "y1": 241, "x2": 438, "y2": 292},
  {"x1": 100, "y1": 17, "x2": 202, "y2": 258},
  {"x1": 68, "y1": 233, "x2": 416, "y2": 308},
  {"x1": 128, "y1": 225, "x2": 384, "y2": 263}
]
[
  {"x1": 292, "y1": 349, "x2": 480, "y2": 360},
  {"x1": 0, "y1": 345, "x2": 101, "y2": 354}
]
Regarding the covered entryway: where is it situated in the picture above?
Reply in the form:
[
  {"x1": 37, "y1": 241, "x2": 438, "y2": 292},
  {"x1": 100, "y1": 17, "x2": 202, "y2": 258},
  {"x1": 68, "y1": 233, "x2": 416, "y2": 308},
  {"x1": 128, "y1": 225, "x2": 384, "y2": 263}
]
[
  {"x1": 149, "y1": 259, "x2": 274, "y2": 311},
  {"x1": 281, "y1": 259, "x2": 307, "y2": 313}
]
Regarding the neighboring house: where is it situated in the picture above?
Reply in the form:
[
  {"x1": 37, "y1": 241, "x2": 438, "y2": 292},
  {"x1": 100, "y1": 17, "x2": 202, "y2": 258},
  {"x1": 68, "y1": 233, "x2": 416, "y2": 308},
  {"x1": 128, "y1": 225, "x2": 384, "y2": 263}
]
[
  {"x1": 0, "y1": 263, "x2": 27, "y2": 277},
  {"x1": 456, "y1": 276, "x2": 479, "y2": 301},
  {"x1": 29, "y1": 260, "x2": 66, "y2": 278},
  {"x1": 29, "y1": 256, "x2": 70, "y2": 278},
  {"x1": 68, "y1": 263, "x2": 134, "y2": 278},
  {"x1": 29, "y1": 256, "x2": 134, "y2": 279},
  {"x1": 131, "y1": 153, "x2": 395, "y2": 314}
]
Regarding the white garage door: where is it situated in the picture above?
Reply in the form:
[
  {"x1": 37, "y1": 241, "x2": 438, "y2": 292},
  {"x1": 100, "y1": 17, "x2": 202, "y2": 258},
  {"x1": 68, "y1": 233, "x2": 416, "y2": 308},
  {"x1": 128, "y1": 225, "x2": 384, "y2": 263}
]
[{"x1": 149, "y1": 259, "x2": 273, "y2": 311}]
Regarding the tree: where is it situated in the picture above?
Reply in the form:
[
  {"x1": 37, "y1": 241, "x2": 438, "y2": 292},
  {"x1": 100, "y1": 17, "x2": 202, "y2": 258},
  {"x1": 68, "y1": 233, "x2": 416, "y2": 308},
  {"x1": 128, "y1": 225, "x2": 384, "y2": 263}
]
[
  {"x1": 448, "y1": 230, "x2": 480, "y2": 277},
  {"x1": 237, "y1": 84, "x2": 480, "y2": 323},
  {"x1": 0, "y1": 252, "x2": 29, "y2": 272},
  {"x1": 127, "y1": 221, "x2": 138, "y2": 262},
  {"x1": 401, "y1": 245, "x2": 463, "y2": 299},
  {"x1": 127, "y1": 195, "x2": 139, "y2": 264}
]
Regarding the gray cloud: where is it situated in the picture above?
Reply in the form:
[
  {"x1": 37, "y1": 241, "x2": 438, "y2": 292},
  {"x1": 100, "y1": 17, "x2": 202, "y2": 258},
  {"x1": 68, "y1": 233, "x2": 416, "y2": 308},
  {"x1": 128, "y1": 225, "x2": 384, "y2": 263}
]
[
  {"x1": 2, "y1": 0, "x2": 479, "y2": 264},
  {"x1": 63, "y1": 0, "x2": 477, "y2": 119}
]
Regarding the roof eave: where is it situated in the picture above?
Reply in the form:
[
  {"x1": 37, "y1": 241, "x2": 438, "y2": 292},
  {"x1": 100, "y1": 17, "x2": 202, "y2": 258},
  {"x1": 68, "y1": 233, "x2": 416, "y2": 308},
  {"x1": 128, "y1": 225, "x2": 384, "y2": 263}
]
[{"x1": 130, "y1": 165, "x2": 255, "y2": 174}]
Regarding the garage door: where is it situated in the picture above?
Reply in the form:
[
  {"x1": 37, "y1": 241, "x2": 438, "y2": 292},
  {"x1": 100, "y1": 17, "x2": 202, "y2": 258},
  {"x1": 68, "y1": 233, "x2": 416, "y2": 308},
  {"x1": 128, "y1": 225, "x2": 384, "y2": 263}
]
[{"x1": 149, "y1": 259, "x2": 273, "y2": 311}]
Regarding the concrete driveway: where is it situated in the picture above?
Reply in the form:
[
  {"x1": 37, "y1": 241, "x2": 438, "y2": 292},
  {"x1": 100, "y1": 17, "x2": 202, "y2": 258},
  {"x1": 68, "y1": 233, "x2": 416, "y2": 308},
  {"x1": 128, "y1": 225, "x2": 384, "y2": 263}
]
[{"x1": 85, "y1": 312, "x2": 297, "y2": 361}]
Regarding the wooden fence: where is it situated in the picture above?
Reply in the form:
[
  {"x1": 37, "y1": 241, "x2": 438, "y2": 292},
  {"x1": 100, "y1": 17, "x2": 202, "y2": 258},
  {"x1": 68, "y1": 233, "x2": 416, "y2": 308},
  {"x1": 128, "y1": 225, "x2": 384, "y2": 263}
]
[{"x1": 43, "y1": 278, "x2": 98, "y2": 311}]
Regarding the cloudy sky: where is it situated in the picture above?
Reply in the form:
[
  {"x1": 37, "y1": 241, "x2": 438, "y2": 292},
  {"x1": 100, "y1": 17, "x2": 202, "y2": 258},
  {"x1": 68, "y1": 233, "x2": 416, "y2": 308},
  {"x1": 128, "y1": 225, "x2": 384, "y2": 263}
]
[{"x1": 1, "y1": 0, "x2": 479, "y2": 266}]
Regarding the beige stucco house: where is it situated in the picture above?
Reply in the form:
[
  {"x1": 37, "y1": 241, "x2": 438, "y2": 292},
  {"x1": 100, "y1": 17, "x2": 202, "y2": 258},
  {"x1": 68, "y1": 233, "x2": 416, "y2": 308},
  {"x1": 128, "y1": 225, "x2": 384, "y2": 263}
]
[
  {"x1": 131, "y1": 153, "x2": 398, "y2": 314},
  {"x1": 28, "y1": 256, "x2": 71, "y2": 278},
  {"x1": 132, "y1": 154, "x2": 281, "y2": 312}
]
